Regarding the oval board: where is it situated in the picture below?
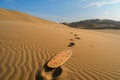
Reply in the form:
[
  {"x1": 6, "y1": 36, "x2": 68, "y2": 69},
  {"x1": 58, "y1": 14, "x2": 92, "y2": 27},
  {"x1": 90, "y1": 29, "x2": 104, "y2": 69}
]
[{"x1": 47, "y1": 49, "x2": 72, "y2": 68}]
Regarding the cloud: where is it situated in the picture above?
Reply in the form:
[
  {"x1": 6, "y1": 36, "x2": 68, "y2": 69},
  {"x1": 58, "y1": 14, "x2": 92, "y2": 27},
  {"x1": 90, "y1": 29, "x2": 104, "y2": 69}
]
[
  {"x1": 93, "y1": 11, "x2": 120, "y2": 21},
  {"x1": 93, "y1": 11, "x2": 110, "y2": 19},
  {"x1": 85, "y1": 0, "x2": 120, "y2": 8}
]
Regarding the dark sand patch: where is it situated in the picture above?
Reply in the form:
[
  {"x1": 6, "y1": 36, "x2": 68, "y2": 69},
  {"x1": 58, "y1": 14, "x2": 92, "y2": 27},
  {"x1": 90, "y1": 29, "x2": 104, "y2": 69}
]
[{"x1": 68, "y1": 42, "x2": 75, "y2": 47}]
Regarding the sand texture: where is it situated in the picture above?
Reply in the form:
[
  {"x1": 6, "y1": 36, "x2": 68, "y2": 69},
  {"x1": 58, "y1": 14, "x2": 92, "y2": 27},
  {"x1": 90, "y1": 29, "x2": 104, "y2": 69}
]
[
  {"x1": 1, "y1": 9, "x2": 120, "y2": 80},
  {"x1": 94, "y1": 30, "x2": 120, "y2": 35}
]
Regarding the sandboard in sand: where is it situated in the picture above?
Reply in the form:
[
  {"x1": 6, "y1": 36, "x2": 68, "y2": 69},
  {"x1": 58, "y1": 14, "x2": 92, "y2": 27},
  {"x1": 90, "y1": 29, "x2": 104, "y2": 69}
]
[{"x1": 47, "y1": 49, "x2": 72, "y2": 68}]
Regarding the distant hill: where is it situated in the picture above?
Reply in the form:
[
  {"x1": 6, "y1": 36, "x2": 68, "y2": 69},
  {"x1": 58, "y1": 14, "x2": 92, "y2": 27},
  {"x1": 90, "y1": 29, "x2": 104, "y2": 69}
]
[{"x1": 62, "y1": 19, "x2": 120, "y2": 29}]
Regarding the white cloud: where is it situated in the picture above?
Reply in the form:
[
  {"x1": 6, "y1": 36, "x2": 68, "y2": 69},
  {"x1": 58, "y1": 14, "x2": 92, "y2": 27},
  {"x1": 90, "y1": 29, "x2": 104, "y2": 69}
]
[
  {"x1": 85, "y1": 0, "x2": 120, "y2": 8},
  {"x1": 93, "y1": 11, "x2": 111, "y2": 19}
]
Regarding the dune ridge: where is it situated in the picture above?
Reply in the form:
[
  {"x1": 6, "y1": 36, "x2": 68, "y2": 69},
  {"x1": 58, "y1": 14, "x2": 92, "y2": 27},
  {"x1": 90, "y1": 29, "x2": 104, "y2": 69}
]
[{"x1": 1, "y1": 8, "x2": 120, "y2": 80}]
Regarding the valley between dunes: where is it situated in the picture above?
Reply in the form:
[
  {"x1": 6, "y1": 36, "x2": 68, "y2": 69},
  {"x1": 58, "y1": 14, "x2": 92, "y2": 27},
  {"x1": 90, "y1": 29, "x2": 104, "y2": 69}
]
[{"x1": 1, "y1": 9, "x2": 120, "y2": 80}]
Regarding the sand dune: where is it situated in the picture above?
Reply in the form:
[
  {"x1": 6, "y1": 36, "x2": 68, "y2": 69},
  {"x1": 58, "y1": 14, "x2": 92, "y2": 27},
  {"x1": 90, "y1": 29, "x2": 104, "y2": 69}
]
[
  {"x1": 1, "y1": 8, "x2": 120, "y2": 80},
  {"x1": 94, "y1": 29, "x2": 120, "y2": 35}
]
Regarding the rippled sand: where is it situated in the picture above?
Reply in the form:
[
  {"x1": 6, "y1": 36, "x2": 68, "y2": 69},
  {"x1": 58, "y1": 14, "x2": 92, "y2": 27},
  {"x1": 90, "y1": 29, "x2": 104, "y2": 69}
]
[{"x1": 1, "y1": 8, "x2": 120, "y2": 80}]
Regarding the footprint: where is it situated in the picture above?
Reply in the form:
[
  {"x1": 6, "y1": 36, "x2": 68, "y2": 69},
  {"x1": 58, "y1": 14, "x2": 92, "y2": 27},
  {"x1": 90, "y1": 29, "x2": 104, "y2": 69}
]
[
  {"x1": 74, "y1": 34, "x2": 78, "y2": 36},
  {"x1": 68, "y1": 42, "x2": 75, "y2": 47},
  {"x1": 70, "y1": 32, "x2": 73, "y2": 34},
  {"x1": 69, "y1": 39, "x2": 74, "y2": 41},
  {"x1": 74, "y1": 37, "x2": 80, "y2": 40},
  {"x1": 36, "y1": 61, "x2": 63, "y2": 80}
]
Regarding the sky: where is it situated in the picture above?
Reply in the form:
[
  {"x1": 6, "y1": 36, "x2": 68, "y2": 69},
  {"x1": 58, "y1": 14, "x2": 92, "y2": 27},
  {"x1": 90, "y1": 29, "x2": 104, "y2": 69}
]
[{"x1": 0, "y1": 0, "x2": 120, "y2": 23}]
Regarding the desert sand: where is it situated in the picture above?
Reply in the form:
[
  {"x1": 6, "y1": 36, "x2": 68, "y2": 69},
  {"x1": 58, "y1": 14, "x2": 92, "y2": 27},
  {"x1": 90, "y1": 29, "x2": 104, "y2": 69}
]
[
  {"x1": 1, "y1": 8, "x2": 120, "y2": 80},
  {"x1": 94, "y1": 29, "x2": 120, "y2": 35}
]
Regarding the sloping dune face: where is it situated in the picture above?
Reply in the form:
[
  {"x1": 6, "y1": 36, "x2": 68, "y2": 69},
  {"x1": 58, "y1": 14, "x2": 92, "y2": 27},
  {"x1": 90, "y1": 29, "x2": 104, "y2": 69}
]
[{"x1": 1, "y1": 9, "x2": 120, "y2": 80}]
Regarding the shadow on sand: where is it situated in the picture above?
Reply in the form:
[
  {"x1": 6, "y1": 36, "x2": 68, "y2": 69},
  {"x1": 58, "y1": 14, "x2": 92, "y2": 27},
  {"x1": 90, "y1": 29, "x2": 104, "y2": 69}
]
[
  {"x1": 35, "y1": 62, "x2": 62, "y2": 80},
  {"x1": 36, "y1": 70, "x2": 43, "y2": 80}
]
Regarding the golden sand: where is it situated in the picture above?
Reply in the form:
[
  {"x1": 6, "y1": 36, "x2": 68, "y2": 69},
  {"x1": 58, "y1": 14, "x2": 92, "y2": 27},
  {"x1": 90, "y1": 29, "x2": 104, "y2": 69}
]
[{"x1": 1, "y1": 8, "x2": 120, "y2": 80}]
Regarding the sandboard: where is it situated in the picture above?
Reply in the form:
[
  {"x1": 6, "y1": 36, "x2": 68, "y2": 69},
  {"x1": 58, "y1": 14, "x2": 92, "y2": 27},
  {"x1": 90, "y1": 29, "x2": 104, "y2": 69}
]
[{"x1": 47, "y1": 49, "x2": 72, "y2": 68}]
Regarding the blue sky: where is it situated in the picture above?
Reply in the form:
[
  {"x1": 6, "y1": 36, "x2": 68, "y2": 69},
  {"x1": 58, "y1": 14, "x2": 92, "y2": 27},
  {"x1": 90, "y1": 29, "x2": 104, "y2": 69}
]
[{"x1": 0, "y1": 0, "x2": 120, "y2": 22}]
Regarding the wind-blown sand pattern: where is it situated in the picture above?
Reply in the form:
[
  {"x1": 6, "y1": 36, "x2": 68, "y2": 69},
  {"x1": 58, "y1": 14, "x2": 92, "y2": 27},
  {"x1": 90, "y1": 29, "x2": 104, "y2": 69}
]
[{"x1": 1, "y1": 8, "x2": 120, "y2": 80}]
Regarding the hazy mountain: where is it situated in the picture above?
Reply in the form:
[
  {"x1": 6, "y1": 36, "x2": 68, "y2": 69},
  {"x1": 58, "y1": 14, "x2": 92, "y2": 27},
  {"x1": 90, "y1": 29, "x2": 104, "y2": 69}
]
[{"x1": 62, "y1": 19, "x2": 120, "y2": 29}]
